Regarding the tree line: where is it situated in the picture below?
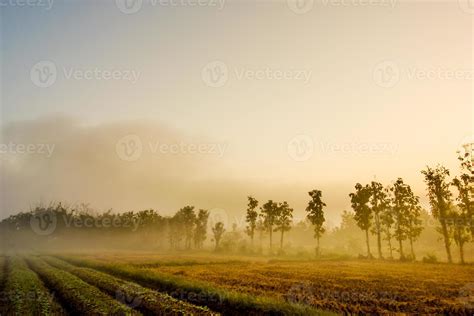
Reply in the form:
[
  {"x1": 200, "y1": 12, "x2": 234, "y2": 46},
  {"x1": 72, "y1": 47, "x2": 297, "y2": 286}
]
[
  {"x1": 241, "y1": 146, "x2": 472, "y2": 263},
  {"x1": 0, "y1": 146, "x2": 472, "y2": 262}
]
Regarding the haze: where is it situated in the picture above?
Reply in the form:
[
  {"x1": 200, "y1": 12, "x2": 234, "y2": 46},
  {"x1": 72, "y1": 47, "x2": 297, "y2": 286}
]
[{"x1": 0, "y1": 0, "x2": 472, "y2": 224}]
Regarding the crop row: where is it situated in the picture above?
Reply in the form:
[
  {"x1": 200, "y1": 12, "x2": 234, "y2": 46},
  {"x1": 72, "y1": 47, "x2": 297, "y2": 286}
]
[
  {"x1": 43, "y1": 256, "x2": 218, "y2": 316},
  {"x1": 57, "y1": 255, "x2": 330, "y2": 316},
  {"x1": 3, "y1": 256, "x2": 65, "y2": 315},
  {"x1": 26, "y1": 256, "x2": 138, "y2": 315}
]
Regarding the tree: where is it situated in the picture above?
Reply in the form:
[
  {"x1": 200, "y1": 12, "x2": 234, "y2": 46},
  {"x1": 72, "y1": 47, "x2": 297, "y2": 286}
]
[
  {"x1": 212, "y1": 222, "x2": 225, "y2": 250},
  {"x1": 452, "y1": 146, "x2": 473, "y2": 263},
  {"x1": 260, "y1": 200, "x2": 279, "y2": 252},
  {"x1": 274, "y1": 201, "x2": 293, "y2": 250},
  {"x1": 390, "y1": 178, "x2": 412, "y2": 260},
  {"x1": 421, "y1": 166, "x2": 453, "y2": 263},
  {"x1": 380, "y1": 201, "x2": 395, "y2": 259},
  {"x1": 256, "y1": 217, "x2": 265, "y2": 250},
  {"x1": 453, "y1": 145, "x2": 473, "y2": 239},
  {"x1": 175, "y1": 206, "x2": 196, "y2": 249},
  {"x1": 305, "y1": 190, "x2": 326, "y2": 257},
  {"x1": 245, "y1": 196, "x2": 259, "y2": 247},
  {"x1": 369, "y1": 182, "x2": 389, "y2": 259},
  {"x1": 194, "y1": 209, "x2": 209, "y2": 249},
  {"x1": 349, "y1": 183, "x2": 373, "y2": 258},
  {"x1": 405, "y1": 184, "x2": 423, "y2": 260},
  {"x1": 450, "y1": 207, "x2": 470, "y2": 264}
]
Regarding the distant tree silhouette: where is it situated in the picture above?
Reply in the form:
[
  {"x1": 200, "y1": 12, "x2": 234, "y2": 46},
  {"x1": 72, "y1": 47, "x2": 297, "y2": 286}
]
[
  {"x1": 212, "y1": 222, "x2": 225, "y2": 250},
  {"x1": 245, "y1": 196, "x2": 259, "y2": 247},
  {"x1": 305, "y1": 190, "x2": 326, "y2": 257},
  {"x1": 260, "y1": 200, "x2": 279, "y2": 253},
  {"x1": 194, "y1": 209, "x2": 209, "y2": 249},
  {"x1": 451, "y1": 147, "x2": 473, "y2": 263},
  {"x1": 274, "y1": 201, "x2": 293, "y2": 250},
  {"x1": 350, "y1": 183, "x2": 373, "y2": 258},
  {"x1": 175, "y1": 206, "x2": 196, "y2": 249},
  {"x1": 422, "y1": 166, "x2": 453, "y2": 263},
  {"x1": 405, "y1": 183, "x2": 423, "y2": 260},
  {"x1": 390, "y1": 178, "x2": 410, "y2": 260},
  {"x1": 380, "y1": 199, "x2": 395, "y2": 259},
  {"x1": 369, "y1": 182, "x2": 389, "y2": 259}
]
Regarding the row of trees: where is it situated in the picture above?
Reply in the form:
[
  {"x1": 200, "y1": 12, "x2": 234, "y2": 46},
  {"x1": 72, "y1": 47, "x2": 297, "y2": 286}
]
[
  {"x1": 349, "y1": 178, "x2": 423, "y2": 260},
  {"x1": 240, "y1": 145, "x2": 472, "y2": 263}
]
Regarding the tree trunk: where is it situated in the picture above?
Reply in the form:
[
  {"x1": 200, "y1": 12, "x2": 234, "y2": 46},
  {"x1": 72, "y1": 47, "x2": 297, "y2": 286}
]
[
  {"x1": 251, "y1": 229, "x2": 254, "y2": 248},
  {"x1": 409, "y1": 236, "x2": 415, "y2": 260},
  {"x1": 316, "y1": 235, "x2": 320, "y2": 258},
  {"x1": 280, "y1": 230, "x2": 284, "y2": 250},
  {"x1": 365, "y1": 229, "x2": 371, "y2": 258},
  {"x1": 440, "y1": 220, "x2": 453, "y2": 263},
  {"x1": 398, "y1": 238, "x2": 404, "y2": 260},
  {"x1": 375, "y1": 214, "x2": 382, "y2": 259},
  {"x1": 459, "y1": 241, "x2": 465, "y2": 264},
  {"x1": 269, "y1": 227, "x2": 273, "y2": 253},
  {"x1": 388, "y1": 237, "x2": 393, "y2": 259}
]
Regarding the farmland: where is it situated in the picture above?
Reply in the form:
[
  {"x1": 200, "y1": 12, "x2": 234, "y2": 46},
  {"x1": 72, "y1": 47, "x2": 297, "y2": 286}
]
[{"x1": 0, "y1": 252, "x2": 471, "y2": 315}]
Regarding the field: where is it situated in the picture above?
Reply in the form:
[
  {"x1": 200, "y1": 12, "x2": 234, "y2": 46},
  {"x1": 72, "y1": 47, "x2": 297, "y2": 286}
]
[{"x1": 0, "y1": 252, "x2": 473, "y2": 315}]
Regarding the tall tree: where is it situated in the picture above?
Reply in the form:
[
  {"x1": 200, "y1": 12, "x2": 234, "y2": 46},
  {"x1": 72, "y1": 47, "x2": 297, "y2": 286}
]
[
  {"x1": 256, "y1": 217, "x2": 265, "y2": 249},
  {"x1": 390, "y1": 178, "x2": 411, "y2": 260},
  {"x1": 450, "y1": 207, "x2": 470, "y2": 264},
  {"x1": 453, "y1": 145, "x2": 473, "y2": 239},
  {"x1": 245, "y1": 196, "x2": 259, "y2": 247},
  {"x1": 405, "y1": 185, "x2": 424, "y2": 260},
  {"x1": 369, "y1": 181, "x2": 389, "y2": 259},
  {"x1": 274, "y1": 201, "x2": 293, "y2": 250},
  {"x1": 260, "y1": 200, "x2": 279, "y2": 252},
  {"x1": 305, "y1": 190, "x2": 326, "y2": 257},
  {"x1": 175, "y1": 206, "x2": 196, "y2": 249},
  {"x1": 349, "y1": 183, "x2": 373, "y2": 258},
  {"x1": 194, "y1": 209, "x2": 209, "y2": 249},
  {"x1": 212, "y1": 222, "x2": 225, "y2": 251},
  {"x1": 421, "y1": 166, "x2": 453, "y2": 263},
  {"x1": 380, "y1": 202, "x2": 395, "y2": 259}
]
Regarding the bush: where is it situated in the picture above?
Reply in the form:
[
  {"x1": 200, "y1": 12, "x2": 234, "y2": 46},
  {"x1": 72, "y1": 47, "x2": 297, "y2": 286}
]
[{"x1": 422, "y1": 254, "x2": 438, "y2": 264}]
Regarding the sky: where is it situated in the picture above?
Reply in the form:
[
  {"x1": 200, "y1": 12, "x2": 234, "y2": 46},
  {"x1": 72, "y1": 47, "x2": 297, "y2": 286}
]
[{"x1": 0, "y1": 0, "x2": 472, "y2": 226}]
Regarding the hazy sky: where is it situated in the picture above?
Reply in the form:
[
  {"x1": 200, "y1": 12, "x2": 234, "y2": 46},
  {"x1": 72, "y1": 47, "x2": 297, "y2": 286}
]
[{"x1": 0, "y1": 0, "x2": 472, "y2": 226}]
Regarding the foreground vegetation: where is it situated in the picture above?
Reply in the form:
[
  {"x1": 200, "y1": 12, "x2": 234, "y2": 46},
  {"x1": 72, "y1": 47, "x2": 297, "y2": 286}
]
[
  {"x1": 3, "y1": 257, "x2": 65, "y2": 315},
  {"x1": 58, "y1": 252, "x2": 474, "y2": 315},
  {"x1": 26, "y1": 256, "x2": 137, "y2": 315},
  {"x1": 43, "y1": 256, "x2": 218, "y2": 315},
  {"x1": 56, "y1": 254, "x2": 328, "y2": 315}
]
